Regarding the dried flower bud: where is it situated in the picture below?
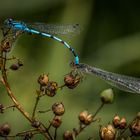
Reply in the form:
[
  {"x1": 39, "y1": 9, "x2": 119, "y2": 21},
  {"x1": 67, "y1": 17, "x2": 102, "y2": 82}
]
[
  {"x1": 0, "y1": 123, "x2": 11, "y2": 136},
  {"x1": 112, "y1": 115, "x2": 120, "y2": 128},
  {"x1": 1, "y1": 41, "x2": 11, "y2": 52},
  {"x1": 0, "y1": 104, "x2": 4, "y2": 113},
  {"x1": 63, "y1": 130, "x2": 73, "y2": 140},
  {"x1": 130, "y1": 118, "x2": 140, "y2": 136},
  {"x1": 51, "y1": 116, "x2": 62, "y2": 128},
  {"x1": 38, "y1": 74, "x2": 49, "y2": 86},
  {"x1": 10, "y1": 64, "x2": 20, "y2": 70},
  {"x1": 45, "y1": 81, "x2": 58, "y2": 97},
  {"x1": 119, "y1": 117, "x2": 127, "y2": 129},
  {"x1": 100, "y1": 124, "x2": 116, "y2": 140},
  {"x1": 31, "y1": 120, "x2": 41, "y2": 128},
  {"x1": 100, "y1": 89, "x2": 114, "y2": 104},
  {"x1": 64, "y1": 73, "x2": 80, "y2": 89},
  {"x1": 52, "y1": 102, "x2": 65, "y2": 116},
  {"x1": 10, "y1": 60, "x2": 23, "y2": 71},
  {"x1": 79, "y1": 110, "x2": 93, "y2": 125}
]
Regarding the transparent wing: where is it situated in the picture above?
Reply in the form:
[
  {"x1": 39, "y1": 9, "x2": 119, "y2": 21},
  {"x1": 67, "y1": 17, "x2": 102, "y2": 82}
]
[
  {"x1": 28, "y1": 23, "x2": 82, "y2": 36},
  {"x1": 77, "y1": 63, "x2": 140, "y2": 94}
]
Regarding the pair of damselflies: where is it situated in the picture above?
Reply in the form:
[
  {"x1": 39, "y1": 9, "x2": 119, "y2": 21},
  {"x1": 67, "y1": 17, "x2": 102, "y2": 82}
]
[{"x1": 2, "y1": 19, "x2": 140, "y2": 94}]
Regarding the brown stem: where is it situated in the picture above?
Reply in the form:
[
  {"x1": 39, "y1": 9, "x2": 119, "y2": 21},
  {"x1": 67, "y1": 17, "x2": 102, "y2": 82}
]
[
  {"x1": 3, "y1": 105, "x2": 16, "y2": 110},
  {"x1": 1, "y1": 56, "x2": 53, "y2": 140},
  {"x1": 1, "y1": 76, "x2": 32, "y2": 122}
]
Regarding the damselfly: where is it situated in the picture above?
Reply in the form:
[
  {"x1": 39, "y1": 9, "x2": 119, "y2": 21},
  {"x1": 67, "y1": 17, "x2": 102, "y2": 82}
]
[
  {"x1": 76, "y1": 63, "x2": 140, "y2": 94},
  {"x1": 3, "y1": 19, "x2": 80, "y2": 64}
]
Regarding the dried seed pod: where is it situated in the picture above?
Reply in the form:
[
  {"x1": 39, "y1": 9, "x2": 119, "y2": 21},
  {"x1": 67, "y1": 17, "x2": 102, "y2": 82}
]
[
  {"x1": 10, "y1": 63, "x2": 20, "y2": 70},
  {"x1": 63, "y1": 130, "x2": 73, "y2": 140},
  {"x1": 51, "y1": 116, "x2": 62, "y2": 128},
  {"x1": 79, "y1": 110, "x2": 93, "y2": 125},
  {"x1": 100, "y1": 124, "x2": 116, "y2": 140},
  {"x1": 45, "y1": 81, "x2": 58, "y2": 97},
  {"x1": 52, "y1": 102, "x2": 65, "y2": 116},
  {"x1": 112, "y1": 115, "x2": 120, "y2": 128},
  {"x1": 130, "y1": 118, "x2": 140, "y2": 136},
  {"x1": 38, "y1": 74, "x2": 49, "y2": 86},
  {"x1": 1, "y1": 41, "x2": 11, "y2": 52},
  {"x1": 0, "y1": 123, "x2": 11, "y2": 136},
  {"x1": 119, "y1": 117, "x2": 127, "y2": 129},
  {"x1": 10, "y1": 60, "x2": 23, "y2": 71},
  {"x1": 64, "y1": 73, "x2": 81, "y2": 89}
]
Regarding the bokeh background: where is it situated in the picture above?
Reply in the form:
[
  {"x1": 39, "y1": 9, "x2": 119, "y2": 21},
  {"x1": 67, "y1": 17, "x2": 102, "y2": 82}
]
[{"x1": 0, "y1": 0, "x2": 140, "y2": 139}]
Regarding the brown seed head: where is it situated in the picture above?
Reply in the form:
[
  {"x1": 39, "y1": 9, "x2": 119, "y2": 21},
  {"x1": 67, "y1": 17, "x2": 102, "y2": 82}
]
[
  {"x1": 45, "y1": 81, "x2": 58, "y2": 97},
  {"x1": 112, "y1": 115, "x2": 120, "y2": 128},
  {"x1": 79, "y1": 110, "x2": 93, "y2": 125},
  {"x1": 100, "y1": 124, "x2": 116, "y2": 140},
  {"x1": 52, "y1": 102, "x2": 65, "y2": 116},
  {"x1": 38, "y1": 74, "x2": 49, "y2": 86},
  {"x1": 63, "y1": 130, "x2": 73, "y2": 140},
  {"x1": 0, "y1": 123, "x2": 11, "y2": 136},
  {"x1": 119, "y1": 117, "x2": 127, "y2": 129},
  {"x1": 51, "y1": 116, "x2": 62, "y2": 128},
  {"x1": 64, "y1": 73, "x2": 80, "y2": 89},
  {"x1": 130, "y1": 119, "x2": 140, "y2": 136}
]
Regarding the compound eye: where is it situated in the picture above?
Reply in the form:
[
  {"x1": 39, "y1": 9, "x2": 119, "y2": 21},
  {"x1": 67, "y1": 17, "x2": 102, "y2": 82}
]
[{"x1": 8, "y1": 18, "x2": 13, "y2": 23}]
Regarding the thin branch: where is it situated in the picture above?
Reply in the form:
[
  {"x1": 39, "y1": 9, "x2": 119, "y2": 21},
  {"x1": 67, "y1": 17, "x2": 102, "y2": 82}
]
[
  {"x1": 54, "y1": 128, "x2": 57, "y2": 140},
  {"x1": 0, "y1": 54, "x2": 53, "y2": 140},
  {"x1": 93, "y1": 102, "x2": 105, "y2": 117},
  {"x1": 32, "y1": 94, "x2": 40, "y2": 119}
]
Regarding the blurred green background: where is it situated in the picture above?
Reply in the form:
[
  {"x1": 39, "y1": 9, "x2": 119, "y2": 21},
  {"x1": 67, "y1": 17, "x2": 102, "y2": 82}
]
[{"x1": 0, "y1": 0, "x2": 140, "y2": 139}]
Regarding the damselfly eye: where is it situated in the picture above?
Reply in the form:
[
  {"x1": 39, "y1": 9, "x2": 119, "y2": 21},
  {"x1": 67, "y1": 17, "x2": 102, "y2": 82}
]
[
  {"x1": 4, "y1": 18, "x2": 12, "y2": 26},
  {"x1": 7, "y1": 19, "x2": 13, "y2": 23}
]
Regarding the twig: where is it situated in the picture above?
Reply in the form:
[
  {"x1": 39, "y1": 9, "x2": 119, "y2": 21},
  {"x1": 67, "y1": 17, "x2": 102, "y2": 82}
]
[
  {"x1": 3, "y1": 105, "x2": 16, "y2": 110},
  {"x1": 93, "y1": 102, "x2": 105, "y2": 117},
  {"x1": 0, "y1": 53, "x2": 53, "y2": 140},
  {"x1": 38, "y1": 109, "x2": 51, "y2": 113},
  {"x1": 32, "y1": 93, "x2": 40, "y2": 119},
  {"x1": 54, "y1": 128, "x2": 57, "y2": 140}
]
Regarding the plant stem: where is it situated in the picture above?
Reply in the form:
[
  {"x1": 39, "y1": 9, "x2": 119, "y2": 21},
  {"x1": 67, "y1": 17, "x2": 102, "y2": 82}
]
[
  {"x1": 32, "y1": 94, "x2": 40, "y2": 119},
  {"x1": 54, "y1": 128, "x2": 57, "y2": 140},
  {"x1": 93, "y1": 102, "x2": 105, "y2": 117},
  {"x1": 0, "y1": 54, "x2": 53, "y2": 140}
]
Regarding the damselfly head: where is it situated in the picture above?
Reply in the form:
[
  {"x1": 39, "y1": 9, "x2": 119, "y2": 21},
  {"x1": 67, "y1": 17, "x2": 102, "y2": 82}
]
[
  {"x1": 4, "y1": 18, "x2": 13, "y2": 27},
  {"x1": 4, "y1": 18, "x2": 13, "y2": 24}
]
